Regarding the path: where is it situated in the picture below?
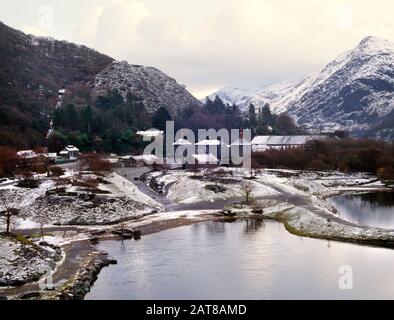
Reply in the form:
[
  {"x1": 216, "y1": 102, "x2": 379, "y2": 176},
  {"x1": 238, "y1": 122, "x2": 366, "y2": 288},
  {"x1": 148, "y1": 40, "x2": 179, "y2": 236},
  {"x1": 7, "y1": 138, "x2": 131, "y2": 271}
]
[{"x1": 116, "y1": 167, "x2": 244, "y2": 212}]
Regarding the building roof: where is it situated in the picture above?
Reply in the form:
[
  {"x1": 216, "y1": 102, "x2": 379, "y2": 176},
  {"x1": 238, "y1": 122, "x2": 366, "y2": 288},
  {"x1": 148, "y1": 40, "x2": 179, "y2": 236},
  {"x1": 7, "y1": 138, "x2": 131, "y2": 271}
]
[
  {"x1": 16, "y1": 150, "x2": 37, "y2": 159},
  {"x1": 136, "y1": 128, "x2": 164, "y2": 137},
  {"x1": 120, "y1": 155, "x2": 133, "y2": 160},
  {"x1": 191, "y1": 153, "x2": 219, "y2": 164},
  {"x1": 65, "y1": 145, "x2": 80, "y2": 152},
  {"x1": 230, "y1": 138, "x2": 251, "y2": 146},
  {"x1": 195, "y1": 139, "x2": 221, "y2": 146},
  {"x1": 45, "y1": 153, "x2": 58, "y2": 158},
  {"x1": 173, "y1": 138, "x2": 192, "y2": 145},
  {"x1": 103, "y1": 158, "x2": 120, "y2": 164},
  {"x1": 251, "y1": 135, "x2": 326, "y2": 146},
  {"x1": 131, "y1": 155, "x2": 161, "y2": 165}
]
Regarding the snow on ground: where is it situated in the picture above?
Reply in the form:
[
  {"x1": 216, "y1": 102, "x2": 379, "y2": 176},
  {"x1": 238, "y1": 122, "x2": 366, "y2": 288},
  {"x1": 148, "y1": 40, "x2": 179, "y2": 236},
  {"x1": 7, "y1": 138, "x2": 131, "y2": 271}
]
[
  {"x1": 155, "y1": 170, "x2": 278, "y2": 204},
  {"x1": 281, "y1": 206, "x2": 394, "y2": 243},
  {"x1": 0, "y1": 236, "x2": 62, "y2": 287},
  {"x1": 128, "y1": 209, "x2": 216, "y2": 228},
  {"x1": 106, "y1": 173, "x2": 162, "y2": 209},
  {"x1": 1, "y1": 172, "x2": 162, "y2": 230}
]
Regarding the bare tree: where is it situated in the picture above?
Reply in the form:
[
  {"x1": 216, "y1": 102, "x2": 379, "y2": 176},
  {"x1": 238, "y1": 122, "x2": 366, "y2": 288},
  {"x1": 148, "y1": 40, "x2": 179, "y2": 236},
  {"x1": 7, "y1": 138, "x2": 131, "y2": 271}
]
[
  {"x1": 0, "y1": 191, "x2": 21, "y2": 234},
  {"x1": 249, "y1": 159, "x2": 261, "y2": 179},
  {"x1": 34, "y1": 204, "x2": 50, "y2": 241},
  {"x1": 241, "y1": 182, "x2": 253, "y2": 205}
]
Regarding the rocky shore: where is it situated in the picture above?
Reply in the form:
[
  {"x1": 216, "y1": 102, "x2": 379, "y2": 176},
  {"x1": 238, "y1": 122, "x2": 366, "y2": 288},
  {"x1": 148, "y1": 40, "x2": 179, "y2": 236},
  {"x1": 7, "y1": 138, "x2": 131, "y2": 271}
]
[
  {"x1": 53, "y1": 250, "x2": 117, "y2": 300},
  {"x1": 0, "y1": 168, "x2": 392, "y2": 300}
]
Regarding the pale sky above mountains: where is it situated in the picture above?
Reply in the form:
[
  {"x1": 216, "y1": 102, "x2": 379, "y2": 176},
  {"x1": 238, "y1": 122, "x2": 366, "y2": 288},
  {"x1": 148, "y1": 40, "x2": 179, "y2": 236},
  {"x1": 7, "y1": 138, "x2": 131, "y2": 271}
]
[{"x1": 1, "y1": 0, "x2": 394, "y2": 98}]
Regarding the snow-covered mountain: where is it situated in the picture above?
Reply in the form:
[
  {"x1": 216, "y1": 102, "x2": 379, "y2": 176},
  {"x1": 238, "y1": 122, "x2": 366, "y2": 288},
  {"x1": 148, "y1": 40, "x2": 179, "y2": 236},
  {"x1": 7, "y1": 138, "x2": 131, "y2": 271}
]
[
  {"x1": 0, "y1": 21, "x2": 203, "y2": 148},
  {"x1": 93, "y1": 61, "x2": 202, "y2": 115},
  {"x1": 272, "y1": 36, "x2": 394, "y2": 138},
  {"x1": 208, "y1": 36, "x2": 394, "y2": 140},
  {"x1": 206, "y1": 81, "x2": 298, "y2": 111}
]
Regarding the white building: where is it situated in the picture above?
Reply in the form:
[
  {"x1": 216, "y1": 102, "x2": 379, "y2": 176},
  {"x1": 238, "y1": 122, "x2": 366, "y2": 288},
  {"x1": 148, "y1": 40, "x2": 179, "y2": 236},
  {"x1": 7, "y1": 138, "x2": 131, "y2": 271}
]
[
  {"x1": 191, "y1": 153, "x2": 219, "y2": 166},
  {"x1": 131, "y1": 155, "x2": 162, "y2": 167},
  {"x1": 171, "y1": 138, "x2": 194, "y2": 166},
  {"x1": 59, "y1": 145, "x2": 80, "y2": 160},
  {"x1": 251, "y1": 135, "x2": 327, "y2": 152},
  {"x1": 16, "y1": 150, "x2": 38, "y2": 159},
  {"x1": 136, "y1": 128, "x2": 164, "y2": 138}
]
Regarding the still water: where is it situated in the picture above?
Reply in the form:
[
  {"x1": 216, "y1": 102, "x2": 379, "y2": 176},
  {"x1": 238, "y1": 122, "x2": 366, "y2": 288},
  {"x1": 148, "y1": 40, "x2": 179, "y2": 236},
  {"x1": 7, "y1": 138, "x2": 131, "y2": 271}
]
[
  {"x1": 328, "y1": 192, "x2": 394, "y2": 229},
  {"x1": 86, "y1": 219, "x2": 394, "y2": 300}
]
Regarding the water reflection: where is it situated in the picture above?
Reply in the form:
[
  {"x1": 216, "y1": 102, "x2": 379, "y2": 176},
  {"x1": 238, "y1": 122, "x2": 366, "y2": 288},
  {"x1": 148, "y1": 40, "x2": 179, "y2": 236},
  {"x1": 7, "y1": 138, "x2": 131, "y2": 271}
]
[
  {"x1": 242, "y1": 218, "x2": 265, "y2": 234},
  {"x1": 85, "y1": 219, "x2": 394, "y2": 300},
  {"x1": 328, "y1": 192, "x2": 394, "y2": 229}
]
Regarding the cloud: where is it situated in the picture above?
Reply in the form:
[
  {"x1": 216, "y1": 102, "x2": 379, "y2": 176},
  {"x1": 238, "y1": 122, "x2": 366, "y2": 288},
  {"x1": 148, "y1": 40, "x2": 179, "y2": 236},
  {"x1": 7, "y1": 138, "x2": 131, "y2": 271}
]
[{"x1": 18, "y1": 0, "x2": 394, "y2": 98}]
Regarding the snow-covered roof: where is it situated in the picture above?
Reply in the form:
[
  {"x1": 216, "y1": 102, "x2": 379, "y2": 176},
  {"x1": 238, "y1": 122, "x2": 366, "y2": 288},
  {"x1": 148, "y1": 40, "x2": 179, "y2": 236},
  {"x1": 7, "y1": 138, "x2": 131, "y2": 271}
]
[
  {"x1": 16, "y1": 150, "x2": 37, "y2": 159},
  {"x1": 136, "y1": 128, "x2": 164, "y2": 137},
  {"x1": 103, "y1": 158, "x2": 120, "y2": 164},
  {"x1": 191, "y1": 153, "x2": 219, "y2": 164},
  {"x1": 251, "y1": 135, "x2": 326, "y2": 146},
  {"x1": 195, "y1": 139, "x2": 221, "y2": 146},
  {"x1": 58, "y1": 89, "x2": 66, "y2": 94},
  {"x1": 173, "y1": 138, "x2": 192, "y2": 145},
  {"x1": 230, "y1": 138, "x2": 251, "y2": 146},
  {"x1": 120, "y1": 155, "x2": 133, "y2": 160},
  {"x1": 131, "y1": 155, "x2": 161, "y2": 165},
  {"x1": 44, "y1": 153, "x2": 57, "y2": 158},
  {"x1": 65, "y1": 145, "x2": 80, "y2": 152}
]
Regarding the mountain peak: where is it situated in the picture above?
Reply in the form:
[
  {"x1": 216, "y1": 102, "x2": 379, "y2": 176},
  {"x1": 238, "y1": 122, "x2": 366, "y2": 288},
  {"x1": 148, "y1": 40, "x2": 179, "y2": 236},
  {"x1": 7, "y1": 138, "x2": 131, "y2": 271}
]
[{"x1": 356, "y1": 35, "x2": 394, "y2": 55}]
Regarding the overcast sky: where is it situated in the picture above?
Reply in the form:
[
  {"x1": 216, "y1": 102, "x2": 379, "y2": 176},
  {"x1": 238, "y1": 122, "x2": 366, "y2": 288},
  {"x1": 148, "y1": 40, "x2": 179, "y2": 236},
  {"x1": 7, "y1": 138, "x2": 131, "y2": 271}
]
[{"x1": 1, "y1": 0, "x2": 394, "y2": 98}]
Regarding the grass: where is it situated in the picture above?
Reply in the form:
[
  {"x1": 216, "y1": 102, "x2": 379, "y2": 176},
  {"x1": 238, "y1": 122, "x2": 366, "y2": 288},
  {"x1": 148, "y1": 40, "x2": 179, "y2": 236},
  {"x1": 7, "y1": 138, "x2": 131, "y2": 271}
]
[{"x1": 0, "y1": 233, "x2": 33, "y2": 245}]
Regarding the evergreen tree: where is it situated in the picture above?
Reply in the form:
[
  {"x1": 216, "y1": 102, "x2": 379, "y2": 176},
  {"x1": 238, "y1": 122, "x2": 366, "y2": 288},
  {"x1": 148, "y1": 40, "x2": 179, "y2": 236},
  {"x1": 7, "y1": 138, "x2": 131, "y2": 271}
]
[
  {"x1": 247, "y1": 104, "x2": 257, "y2": 134},
  {"x1": 152, "y1": 107, "x2": 172, "y2": 131}
]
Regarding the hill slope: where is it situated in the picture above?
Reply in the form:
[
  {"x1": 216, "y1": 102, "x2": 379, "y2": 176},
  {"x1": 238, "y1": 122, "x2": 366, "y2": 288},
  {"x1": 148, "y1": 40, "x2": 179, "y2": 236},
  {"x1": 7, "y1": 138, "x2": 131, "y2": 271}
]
[
  {"x1": 0, "y1": 22, "x2": 202, "y2": 148},
  {"x1": 271, "y1": 36, "x2": 394, "y2": 139},
  {"x1": 93, "y1": 61, "x2": 202, "y2": 115},
  {"x1": 0, "y1": 21, "x2": 114, "y2": 148},
  {"x1": 206, "y1": 81, "x2": 297, "y2": 111}
]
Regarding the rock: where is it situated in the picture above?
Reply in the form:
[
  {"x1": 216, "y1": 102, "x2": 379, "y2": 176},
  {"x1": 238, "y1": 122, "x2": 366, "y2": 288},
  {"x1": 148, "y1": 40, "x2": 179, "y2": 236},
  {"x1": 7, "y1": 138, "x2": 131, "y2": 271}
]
[
  {"x1": 220, "y1": 210, "x2": 236, "y2": 217},
  {"x1": 133, "y1": 230, "x2": 142, "y2": 240},
  {"x1": 90, "y1": 236, "x2": 99, "y2": 244},
  {"x1": 20, "y1": 292, "x2": 41, "y2": 300},
  {"x1": 252, "y1": 208, "x2": 264, "y2": 214},
  {"x1": 133, "y1": 230, "x2": 142, "y2": 237},
  {"x1": 120, "y1": 231, "x2": 134, "y2": 239},
  {"x1": 91, "y1": 230, "x2": 106, "y2": 236}
]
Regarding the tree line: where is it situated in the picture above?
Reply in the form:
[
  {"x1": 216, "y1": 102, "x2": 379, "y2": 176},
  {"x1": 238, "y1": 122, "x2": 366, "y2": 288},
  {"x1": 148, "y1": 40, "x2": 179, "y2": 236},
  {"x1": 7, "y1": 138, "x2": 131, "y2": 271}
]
[
  {"x1": 48, "y1": 88, "x2": 303, "y2": 155},
  {"x1": 253, "y1": 139, "x2": 394, "y2": 181}
]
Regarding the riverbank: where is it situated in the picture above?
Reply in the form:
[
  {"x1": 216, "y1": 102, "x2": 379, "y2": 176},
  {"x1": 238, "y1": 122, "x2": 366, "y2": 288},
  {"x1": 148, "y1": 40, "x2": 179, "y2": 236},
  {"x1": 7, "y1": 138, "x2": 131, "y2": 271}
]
[{"x1": 0, "y1": 167, "x2": 392, "y2": 300}]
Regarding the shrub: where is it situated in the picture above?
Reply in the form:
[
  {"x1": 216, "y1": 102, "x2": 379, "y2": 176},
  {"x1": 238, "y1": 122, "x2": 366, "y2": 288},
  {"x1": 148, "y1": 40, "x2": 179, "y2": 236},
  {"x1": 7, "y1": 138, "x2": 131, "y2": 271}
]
[
  {"x1": 79, "y1": 154, "x2": 112, "y2": 175},
  {"x1": 0, "y1": 147, "x2": 18, "y2": 177},
  {"x1": 377, "y1": 166, "x2": 394, "y2": 181},
  {"x1": 48, "y1": 166, "x2": 65, "y2": 177}
]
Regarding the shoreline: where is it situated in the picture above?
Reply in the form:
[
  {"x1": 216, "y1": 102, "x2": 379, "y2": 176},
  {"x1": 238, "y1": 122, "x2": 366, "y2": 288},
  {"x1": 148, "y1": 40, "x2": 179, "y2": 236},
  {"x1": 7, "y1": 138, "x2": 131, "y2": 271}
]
[{"x1": 1, "y1": 169, "x2": 393, "y2": 300}]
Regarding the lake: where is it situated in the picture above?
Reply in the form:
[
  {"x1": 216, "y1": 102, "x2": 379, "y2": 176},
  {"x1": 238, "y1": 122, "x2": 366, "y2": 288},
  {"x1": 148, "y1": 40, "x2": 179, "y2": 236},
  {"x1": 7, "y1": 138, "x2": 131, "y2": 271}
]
[
  {"x1": 328, "y1": 192, "x2": 394, "y2": 229},
  {"x1": 86, "y1": 218, "x2": 394, "y2": 300}
]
